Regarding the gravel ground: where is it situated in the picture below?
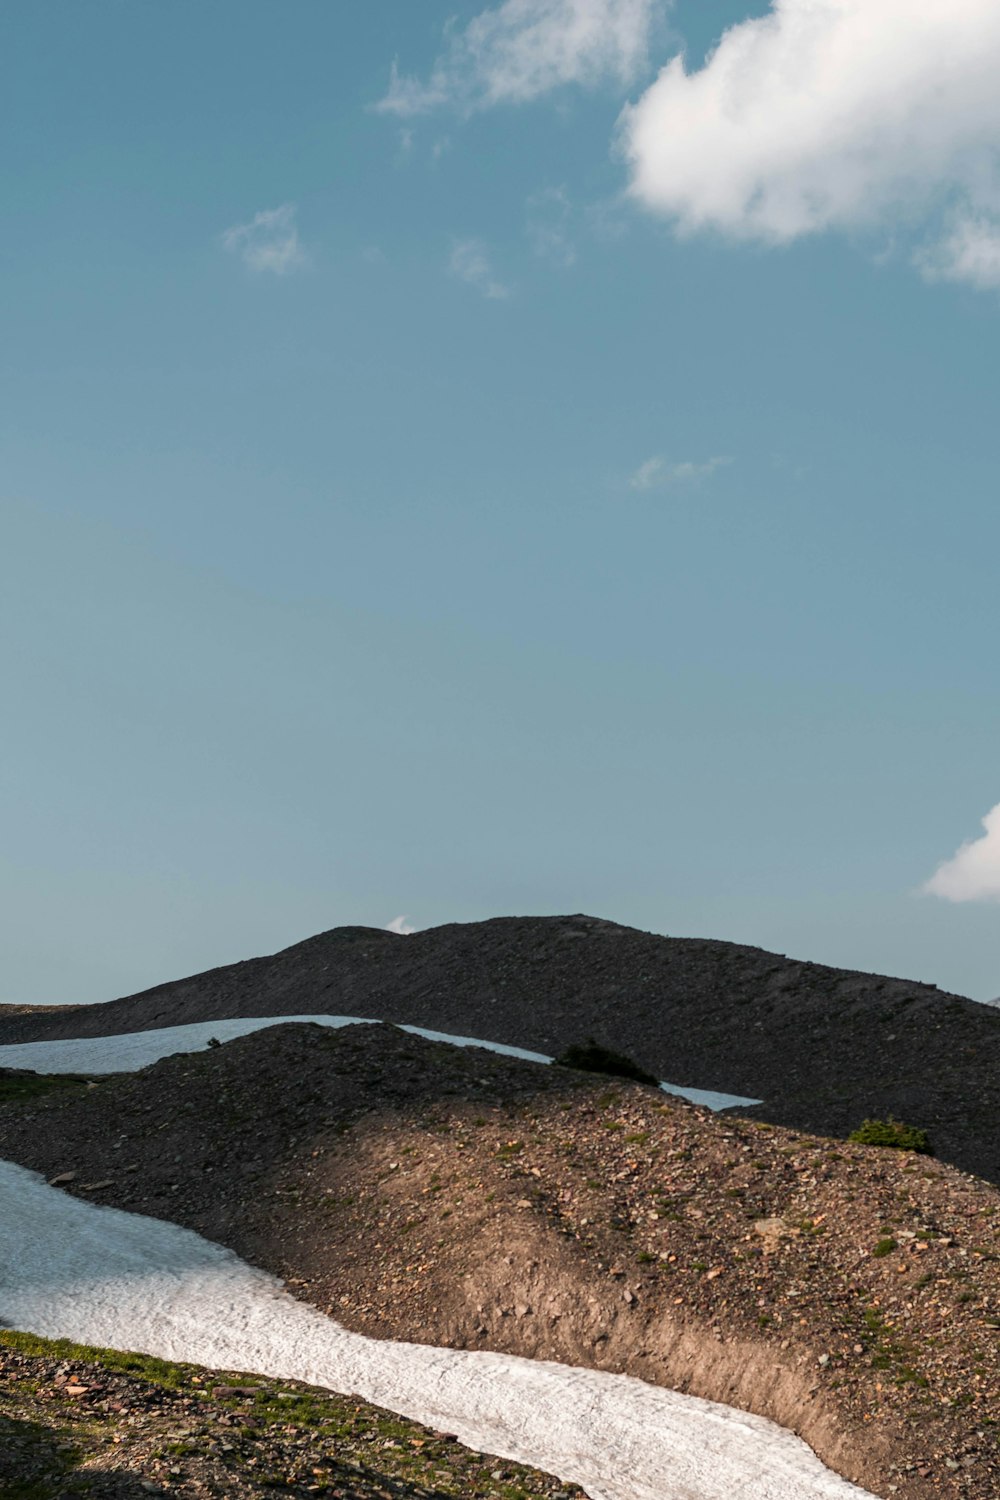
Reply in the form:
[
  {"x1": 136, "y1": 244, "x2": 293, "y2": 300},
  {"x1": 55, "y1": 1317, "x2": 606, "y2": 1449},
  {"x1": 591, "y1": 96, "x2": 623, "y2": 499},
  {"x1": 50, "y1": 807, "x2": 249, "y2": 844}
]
[
  {"x1": 1, "y1": 915, "x2": 996, "y2": 1184},
  {"x1": 0, "y1": 1023, "x2": 997, "y2": 1500}
]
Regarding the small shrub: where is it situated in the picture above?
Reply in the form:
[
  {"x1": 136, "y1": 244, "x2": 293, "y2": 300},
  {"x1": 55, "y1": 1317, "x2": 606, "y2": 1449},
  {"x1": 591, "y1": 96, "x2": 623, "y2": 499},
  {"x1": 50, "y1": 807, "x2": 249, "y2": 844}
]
[
  {"x1": 849, "y1": 1117, "x2": 933, "y2": 1155},
  {"x1": 873, "y1": 1237, "x2": 897, "y2": 1258},
  {"x1": 554, "y1": 1038, "x2": 658, "y2": 1086}
]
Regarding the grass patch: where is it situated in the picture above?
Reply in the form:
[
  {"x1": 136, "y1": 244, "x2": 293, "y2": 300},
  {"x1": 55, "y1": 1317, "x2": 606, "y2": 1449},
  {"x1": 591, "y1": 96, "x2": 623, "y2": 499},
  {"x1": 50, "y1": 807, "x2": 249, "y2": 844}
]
[
  {"x1": 495, "y1": 1140, "x2": 524, "y2": 1159},
  {"x1": 849, "y1": 1117, "x2": 933, "y2": 1154},
  {"x1": 0, "y1": 1330, "x2": 198, "y2": 1391},
  {"x1": 0, "y1": 1073, "x2": 94, "y2": 1105}
]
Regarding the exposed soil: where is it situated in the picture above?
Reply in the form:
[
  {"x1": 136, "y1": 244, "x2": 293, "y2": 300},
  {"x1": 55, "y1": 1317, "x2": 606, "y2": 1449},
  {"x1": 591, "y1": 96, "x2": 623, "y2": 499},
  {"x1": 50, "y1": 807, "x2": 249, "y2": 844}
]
[
  {"x1": 1, "y1": 1024, "x2": 997, "y2": 1500},
  {"x1": 0, "y1": 1329, "x2": 581, "y2": 1500},
  {"x1": 1, "y1": 915, "x2": 996, "y2": 1184}
]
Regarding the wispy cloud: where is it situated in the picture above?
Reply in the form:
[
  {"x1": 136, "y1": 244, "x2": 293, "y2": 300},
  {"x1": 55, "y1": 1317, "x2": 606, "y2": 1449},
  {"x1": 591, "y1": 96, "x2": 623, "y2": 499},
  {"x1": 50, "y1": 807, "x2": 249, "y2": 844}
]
[
  {"x1": 621, "y1": 0, "x2": 1000, "y2": 291},
  {"x1": 629, "y1": 455, "x2": 731, "y2": 491},
  {"x1": 526, "y1": 186, "x2": 576, "y2": 266},
  {"x1": 377, "y1": 0, "x2": 663, "y2": 117},
  {"x1": 449, "y1": 239, "x2": 512, "y2": 299},
  {"x1": 386, "y1": 915, "x2": 417, "y2": 935},
  {"x1": 922, "y1": 803, "x2": 1000, "y2": 903},
  {"x1": 221, "y1": 204, "x2": 304, "y2": 276},
  {"x1": 919, "y1": 214, "x2": 1000, "y2": 291}
]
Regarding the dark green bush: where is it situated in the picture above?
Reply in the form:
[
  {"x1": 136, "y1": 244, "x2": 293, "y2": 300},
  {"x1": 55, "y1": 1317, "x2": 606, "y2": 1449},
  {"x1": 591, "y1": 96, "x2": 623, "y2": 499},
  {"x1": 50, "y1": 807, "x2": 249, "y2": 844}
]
[
  {"x1": 554, "y1": 1038, "x2": 658, "y2": 1087},
  {"x1": 849, "y1": 1117, "x2": 932, "y2": 1154}
]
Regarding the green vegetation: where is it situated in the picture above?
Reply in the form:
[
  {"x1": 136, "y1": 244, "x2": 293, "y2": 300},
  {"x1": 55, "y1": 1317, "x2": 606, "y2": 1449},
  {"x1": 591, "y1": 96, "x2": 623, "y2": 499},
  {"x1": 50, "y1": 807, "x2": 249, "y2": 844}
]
[
  {"x1": 0, "y1": 1072, "x2": 93, "y2": 1105},
  {"x1": 849, "y1": 1117, "x2": 933, "y2": 1154},
  {"x1": 495, "y1": 1139, "x2": 524, "y2": 1158},
  {"x1": 554, "y1": 1039, "x2": 658, "y2": 1087},
  {"x1": 0, "y1": 1330, "x2": 200, "y2": 1389},
  {"x1": 859, "y1": 1305, "x2": 929, "y2": 1388}
]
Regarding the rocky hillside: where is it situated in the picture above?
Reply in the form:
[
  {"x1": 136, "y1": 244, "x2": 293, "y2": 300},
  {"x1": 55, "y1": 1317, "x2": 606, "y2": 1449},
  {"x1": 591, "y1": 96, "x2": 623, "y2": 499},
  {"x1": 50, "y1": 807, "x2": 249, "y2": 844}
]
[
  {"x1": 1, "y1": 916, "x2": 997, "y2": 1183},
  {"x1": 1, "y1": 1023, "x2": 997, "y2": 1500}
]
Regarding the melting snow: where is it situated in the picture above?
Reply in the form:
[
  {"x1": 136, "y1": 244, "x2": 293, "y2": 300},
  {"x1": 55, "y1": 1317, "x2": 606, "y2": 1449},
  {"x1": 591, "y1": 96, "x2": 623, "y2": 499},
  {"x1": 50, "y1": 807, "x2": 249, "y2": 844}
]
[
  {"x1": 0, "y1": 1159, "x2": 874, "y2": 1500},
  {"x1": 0, "y1": 1016, "x2": 761, "y2": 1111}
]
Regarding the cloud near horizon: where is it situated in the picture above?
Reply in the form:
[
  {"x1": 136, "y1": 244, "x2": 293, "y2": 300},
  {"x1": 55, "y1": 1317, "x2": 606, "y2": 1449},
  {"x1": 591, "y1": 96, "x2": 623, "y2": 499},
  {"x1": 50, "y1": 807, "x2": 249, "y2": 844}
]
[
  {"x1": 620, "y1": 0, "x2": 1000, "y2": 289},
  {"x1": 386, "y1": 915, "x2": 417, "y2": 935},
  {"x1": 377, "y1": 0, "x2": 662, "y2": 116},
  {"x1": 222, "y1": 204, "x2": 304, "y2": 276},
  {"x1": 630, "y1": 455, "x2": 731, "y2": 490},
  {"x1": 923, "y1": 802, "x2": 1000, "y2": 902}
]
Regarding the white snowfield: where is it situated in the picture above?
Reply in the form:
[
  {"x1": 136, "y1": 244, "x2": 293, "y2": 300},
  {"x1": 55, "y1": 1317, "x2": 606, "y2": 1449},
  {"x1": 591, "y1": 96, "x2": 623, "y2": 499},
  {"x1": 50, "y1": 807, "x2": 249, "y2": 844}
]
[
  {"x1": 0, "y1": 1015, "x2": 762, "y2": 1112},
  {"x1": 0, "y1": 1159, "x2": 875, "y2": 1500}
]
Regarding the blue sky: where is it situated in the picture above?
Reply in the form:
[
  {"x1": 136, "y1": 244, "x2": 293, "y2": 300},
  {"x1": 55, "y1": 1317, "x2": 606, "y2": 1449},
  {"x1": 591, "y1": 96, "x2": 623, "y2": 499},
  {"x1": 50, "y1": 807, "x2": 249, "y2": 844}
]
[{"x1": 4, "y1": 0, "x2": 1000, "y2": 1004}]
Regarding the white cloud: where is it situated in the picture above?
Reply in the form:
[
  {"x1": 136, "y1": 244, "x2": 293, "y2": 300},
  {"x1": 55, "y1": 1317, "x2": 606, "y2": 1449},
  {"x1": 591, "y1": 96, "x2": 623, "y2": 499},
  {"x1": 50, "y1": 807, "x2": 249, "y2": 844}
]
[
  {"x1": 449, "y1": 239, "x2": 512, "y2": 298},
  {"x1": 386, "y1": 915, "x2": 416, "y2": 935},
  {"x1": 221, "y1": 204, "x2": 304, "y2": 276},
  {"x1": 630, "y1": 454, "x2": 731, "y2": 490},
  {"x1": 620, "y1": 0, "x2": 1000, "y2": 288},
  {"x1": 378, "y1": 0, "x2": 663, "y2": 117},
  {"x1": 923, "y1": 802, "x2": 1000, "y2": 903},
  {"x1": 919, "y1": 213, "x2": 1000, "y2": 289},
  {"x1": 526, "y1": 186, "x2": 577, "y2": 266}
]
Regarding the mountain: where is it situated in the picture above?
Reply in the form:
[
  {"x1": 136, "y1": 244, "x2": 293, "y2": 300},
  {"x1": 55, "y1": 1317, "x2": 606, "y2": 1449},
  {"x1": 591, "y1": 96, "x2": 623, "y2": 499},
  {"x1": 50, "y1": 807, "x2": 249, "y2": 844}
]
[{"x1": 1, "y1": 915, "x2": 997, "y2": 1182}]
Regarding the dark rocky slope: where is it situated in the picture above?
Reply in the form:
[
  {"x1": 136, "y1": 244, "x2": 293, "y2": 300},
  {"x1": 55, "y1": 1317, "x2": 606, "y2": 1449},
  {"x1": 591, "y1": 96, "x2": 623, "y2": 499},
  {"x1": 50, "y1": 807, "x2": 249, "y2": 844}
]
[{"x1": 1, "y1": 915, "x2": 997, "y2": 1182}]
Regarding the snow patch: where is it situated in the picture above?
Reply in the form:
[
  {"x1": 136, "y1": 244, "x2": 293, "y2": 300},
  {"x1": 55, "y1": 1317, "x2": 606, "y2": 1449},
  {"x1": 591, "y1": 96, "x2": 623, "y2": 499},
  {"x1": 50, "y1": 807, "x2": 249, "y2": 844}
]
[{"x1": 0, "y1": 1017, "x2": 761, "y2": 1111}]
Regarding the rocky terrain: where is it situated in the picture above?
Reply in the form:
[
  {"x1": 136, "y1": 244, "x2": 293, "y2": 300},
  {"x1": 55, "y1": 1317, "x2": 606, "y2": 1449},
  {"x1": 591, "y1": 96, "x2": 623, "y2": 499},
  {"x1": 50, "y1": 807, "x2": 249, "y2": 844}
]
[
  {"x1": 1, "y1": 916, "x2": 996, "y2": 1184},
  {"x1": 0, "y1": 1023, "x2": 997, "y2": 1500},
  {"x1": 0, "y1": 1327, "x2": 580, "y2": 1500}
]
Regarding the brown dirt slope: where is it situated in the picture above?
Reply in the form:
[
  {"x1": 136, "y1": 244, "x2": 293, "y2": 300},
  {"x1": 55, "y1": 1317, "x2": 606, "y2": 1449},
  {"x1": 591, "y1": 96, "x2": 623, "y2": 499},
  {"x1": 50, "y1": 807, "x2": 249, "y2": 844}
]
[
  {"x1": 1, "y1": 915, "x2": 998, "y2": 1184},
  {"x1": 1, "y1": 1024, "x2": 998, "y2": 1500}
]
